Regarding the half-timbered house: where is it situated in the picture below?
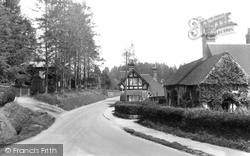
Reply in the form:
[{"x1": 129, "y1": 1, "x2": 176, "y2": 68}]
[{"x1": 118, "y1": 60, "x2": 164, "y2": 102}]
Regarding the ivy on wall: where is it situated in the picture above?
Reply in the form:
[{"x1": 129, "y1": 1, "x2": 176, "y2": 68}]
[{"x1": 200, "y1": 53, "x2": 249, "y2": 105}]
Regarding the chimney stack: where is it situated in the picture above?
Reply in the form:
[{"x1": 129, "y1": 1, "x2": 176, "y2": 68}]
[
  {"x1": 246, "y1": 28, "x2": 250, "y2": 44},
  {"x1": 128, "y1": 59, "x2": 135, "y2": 71},
  {"x1": 152, "y1": 65, "x2": 157, "y2": 81},
  {"x1": 202, "y1": 35, "x2": 214, "y2": 60}
]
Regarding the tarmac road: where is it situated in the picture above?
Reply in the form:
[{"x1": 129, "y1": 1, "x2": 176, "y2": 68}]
[{"x1": 1, "y1": 97, "x2": 191, "y2": 156}]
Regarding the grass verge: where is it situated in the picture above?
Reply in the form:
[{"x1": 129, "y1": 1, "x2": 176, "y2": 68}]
[
  {"x1": 137, "y1": 120, "x2": 250, "y2": 153},
  {"x1": 33, "y1": 89, "x2": 107, "y2": 111},
  {"x1": 0, "y1": 102, "x2": 55, "y2": 148},
  {"x1": 123, "y1": 128, "x2": 214, "y2": 156}
]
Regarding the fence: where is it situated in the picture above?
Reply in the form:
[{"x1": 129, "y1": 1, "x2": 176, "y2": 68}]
[{"x1": 14, "y1": 88, "x2": 30, "y2": 97}]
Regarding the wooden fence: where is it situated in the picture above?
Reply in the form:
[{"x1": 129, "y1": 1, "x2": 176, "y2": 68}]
[{"x1": 14, "y1": 88, "x2": 30, "y2": 97}]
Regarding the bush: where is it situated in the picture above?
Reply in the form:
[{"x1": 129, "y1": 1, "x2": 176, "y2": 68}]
[
  {"x1": 0, "y1": 87, "x2": 16, "y2": 107},
  {"x1": 30, "y1": 75, "x2": 43, "y2": 96},
  {"x1": 34, "y1": 94, "x2": 61, "y2": 106},
  {"x1": 120, "y1": 94, "x2": 126, "y2": 102},
  {"x1": 0, "y1": 103, "x2": 55, "y2": 147},
  {"x1": 116, "y1": 102, "x2": 250, "y2": 141},
  {"x1": 115, "y1": 102, "x2": 142, "y2": 115},
  {"x1": 59, "y1": 91, "x2": 106, "y2": 111}
]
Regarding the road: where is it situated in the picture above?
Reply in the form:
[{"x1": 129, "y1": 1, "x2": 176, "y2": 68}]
[{"x1": 1, "y1": 97, "x2": 191, "y2": 156}]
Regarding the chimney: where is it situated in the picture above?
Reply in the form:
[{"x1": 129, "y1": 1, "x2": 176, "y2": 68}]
[
  {"x1": 202, "y1": 35, "x2": 214, "y2": 60},
  {"x1": 128, "y1": 59, "x2": 135, "y2": 71},
  {"x1": 246, "y1": 28, "x2": 250, "y2": 44},
  {"x1": 152, "y1": 65, "x2": 157, "y2": 81}
]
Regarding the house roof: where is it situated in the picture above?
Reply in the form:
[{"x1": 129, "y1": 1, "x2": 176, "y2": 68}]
[
  {"x1": 208, "y1": 44, "x2": 250, "y2": 76},
  {"x1": 164, "y1": 59, "x2": 202, "y2": 85},
  {"x1": 118, "y1": 69, "x2": 148, "y2": 87},
  {"x1": 165, "y1": 53, "x2": 225, "y2": 86},
  {"x1": 179, "y1": 53, "x2": 223, "y2": 85},
  {"x1": 118, "y1": 68, "x2": 164, "y2": 97},
  {"x1": 141, "y1": 74, "x2": 164, "y2": 96}
]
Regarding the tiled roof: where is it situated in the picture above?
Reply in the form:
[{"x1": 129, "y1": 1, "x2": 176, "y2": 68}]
[
  {"x1": 165, "y1": 53, "x2": 224, "y2": 86},
  {"x1": 179, "y1": 53, "x2": 223, "y2": 85},
  {"x1": 164, "y1": 59, "x2": 202, "y2": 85},
  {"x1": 141, "y1": 74, "x2": 164, "y2": 96},
  {"x1": 208, "y1": 44, "x2": 250, "y2": 76}
]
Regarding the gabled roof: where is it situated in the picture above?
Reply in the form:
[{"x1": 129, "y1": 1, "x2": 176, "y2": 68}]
[
  {"x1": 117, "y1": 68, "x2": 149, "y2": 87},
  {"x1": 141, "y1": 74, "x2": 164, "y2": 96},
  {"x1": 164, "y1": 59, "x2": 202, "y2": 85},
  {"x1": 208, "y1": 44, "x2": 250, "y2": 76},
  {"x1": 179, "y1": 53, "x2": 223, "y2": 85},
  {"x1": 118, "y1": 68, "x2": 164, "y2": 97},
  {"x1": 165, "y1": 53, "x2": 225, "y2": 86}
]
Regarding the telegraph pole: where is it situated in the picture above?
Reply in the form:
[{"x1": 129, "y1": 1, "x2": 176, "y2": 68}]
[{"x1": 124, "y1": 51, "x2": 128, "y2": 103}]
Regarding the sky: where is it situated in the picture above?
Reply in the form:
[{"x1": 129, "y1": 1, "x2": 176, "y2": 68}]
[{"x1": 19, "y1": 0, "x2": 250, "y2": 69}]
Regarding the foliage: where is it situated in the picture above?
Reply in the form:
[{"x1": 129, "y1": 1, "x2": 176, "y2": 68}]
[
  {"x1": 30, "y1": 75, "x2": 44, "y2": 96},
  {"x1": 35, "y1": 0, "x2": 101, "y2": 91},
  {"x1": 58, "y1": 90, "x2": 106, "y2": 110},
  {"x1": 123, "y1": 128, "x2": 214, "y2": 156},
  {"x1": 33, "y1": 93, "x2": 61, "y2": 106},
  {"x1": 200, "y1": 54, "x2": 249, "y2": 103},
  {"x1": 101, "y1": 68, "x2": 111, "y2": 89},
  {"x1": 115, "y1": 102, "x2": 250, "y2": 145},
  {"x1": 138, "y1": 120, "x2": 250, "y2": 153},
  {"x1": 115, "y1": 102, "x2": 142, "y2": 115},
  {"x1": 109, "y1": 62, "x2": 177, "y2": 89},
  {"x1": 0, "y1": 101, "x2": 55, "y2": 147},
  {"x1": 0, "y1": 87, "x2": 16, "y2": 107},
  {"x1": 0, "y1": 1, "x2": 36, "y2": 83}
]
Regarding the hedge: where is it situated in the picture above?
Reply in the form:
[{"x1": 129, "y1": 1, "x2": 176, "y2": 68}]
[
  {"x1": 115, "y1": 102, "x2": 142, "y2": 115},
  {"x1": 115, "y1": 102, "x2": 250, "y2": 141}
]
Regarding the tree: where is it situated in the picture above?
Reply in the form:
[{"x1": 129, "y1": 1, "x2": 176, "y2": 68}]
[
  {"x1": 101, "y1": 68, "x2": 111, "y2": 89},
  {"x1": 0, "y1": 0, "x2": 36, "y2": 84},
  {"x1": 34, "y1": 0, "x2": 101, "y2": 92}
]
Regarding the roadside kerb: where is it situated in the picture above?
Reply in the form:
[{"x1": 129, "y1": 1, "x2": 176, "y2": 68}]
[{"x1": 103, "y1": 107, "x2": 250, "y2": 156}]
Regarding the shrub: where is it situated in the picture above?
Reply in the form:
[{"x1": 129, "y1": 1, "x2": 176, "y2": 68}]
[
  {"x1": 115, "y1": 102, "x2": 142, "y2": 115},
  {"x1": 59, "y1": 91, "x2": 106, "y2": 110},
  {"x1": 116, "y1": 102, "x2": 250, "y2": 141},
  {"x1": 34, "y1": 94, "x2": 61, "y2": 106},
  {"x1": 30, "y1": 75, "x2": 43, "y2": 96},
  {"x1": 0, "y1": 87, "x2": 16, "y2": 107},
  {"x1": 2, "y1": 102, "x2": 32, "y2": 132},
  {"x1": 120, "y1": 94, "x2": 126, "y2": 101}
]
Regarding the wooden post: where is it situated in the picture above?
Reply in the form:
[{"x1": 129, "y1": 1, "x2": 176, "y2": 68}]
[
  {"x1": 28, "y1": 88, "x2": 30, "y2": 97},
  {"x1": 20, "y1": 88, "x2": 22, "y2": 97}
]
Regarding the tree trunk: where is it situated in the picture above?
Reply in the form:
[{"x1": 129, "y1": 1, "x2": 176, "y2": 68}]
[{"x1": 83, "y1": 57, "x2": 86, "y2": 88}]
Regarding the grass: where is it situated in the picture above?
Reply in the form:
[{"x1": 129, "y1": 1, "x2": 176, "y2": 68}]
[
  {"x1": 123, "y1": 128, "x2": 214, "y2": 156},
  {"x1": 115, "y1": 101, "x2": 250, "y2": 152},
  {"x1": 137, "y1": 119, "x2": 250, "y2": 153},
  {"x1": 59, "y1": 91, "x2": 107, "y2": 111},
  {"x1": 33, "y1": 89, "x2": 108, "y2": 111}
]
